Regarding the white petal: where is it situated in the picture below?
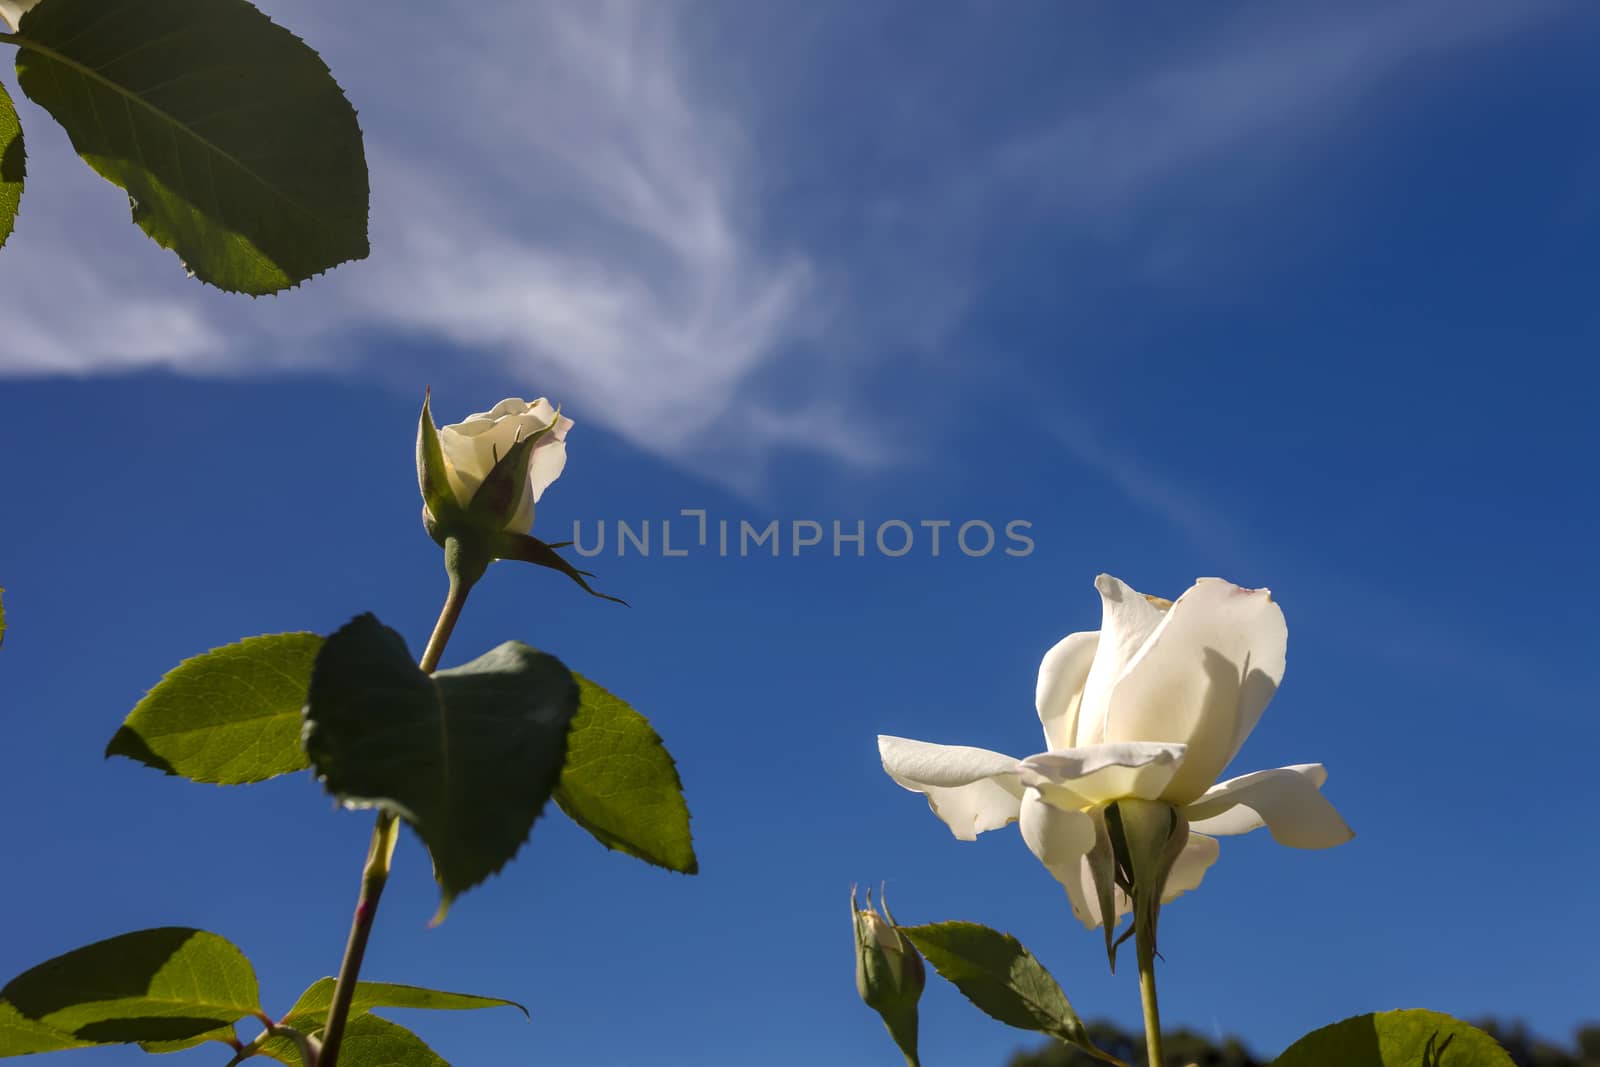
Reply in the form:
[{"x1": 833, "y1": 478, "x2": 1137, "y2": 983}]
[
  {"x1": 1017, "y1": 742, "x2": 1187, "y2": 808},
  {"x1": 526, "y1": 438, "x2": 569, "y2": 504},
  {"x1": 1182, "y1": 764, "x2": 1353, "y2": 849},
  {"x1": 1101, "y1": 578, "x2": 1287, "y2": 803},
  {"x1": 1035, "y1": 631, "x2": 1099, "y2": 750},
  {"x1": 1019, "y1": 790, "x2": 1097, "y2": 898},
  {"x1": 1076, "y1": 575, "x2": 1170, "y2": 745},
  {"x1": 1160, "y1": 832, "x2": 1220, "y2": 905},
  {"x1": 878, "y1": 736, "x2": 1023, "y2": 841}
]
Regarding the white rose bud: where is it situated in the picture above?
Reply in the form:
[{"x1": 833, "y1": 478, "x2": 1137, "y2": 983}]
[
  {"x1": 853, "y1": 885, "x2": 923, "y2": 1067},
  {"x1": 429, "y1": 397, "x2": 571, "y2": 535}
]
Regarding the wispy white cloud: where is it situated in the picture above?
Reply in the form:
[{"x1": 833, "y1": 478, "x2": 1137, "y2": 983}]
[
  {"x1": 0, "y1": 0, "x2": 851, "y2": 485},
  {"x1": 0, "y1": 0, "x2": 1573, "y2": 489}
]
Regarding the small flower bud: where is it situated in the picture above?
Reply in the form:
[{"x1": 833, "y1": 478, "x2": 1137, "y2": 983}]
[{"x1": 853, "y1": 885, "x2": 923, "y2": 1067}]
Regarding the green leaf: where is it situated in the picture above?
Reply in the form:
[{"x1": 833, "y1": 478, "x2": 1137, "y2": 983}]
[
  {"x1": 900, "y1": 922, "x2": 1102, "y2": 1057},
  {"x1": 0, "y1": 82, "x2": 22, "y2": 251},
  {"x1": 556, "y1": 673, "x2": 696, "y2": 874},
  {"x1": 1275, "y1": 1010, "x2": 1516, "y2": 1067},
  {"x1": 0, "y1": 928, "x2": 260, "y2": 1046},
  {"x1": 11, "y1": 0, "x2": 368, "y2": 294},
  {"x1": 0, "y1": 1000, "x2": 94, "y2": 1057},
  {"x1": 260, "y1": 1015, "x2": 445, "y2": 1067},
  {"x1": 106, "y1": 632, "x2": 322, "y2": 784},
  {"x1": 303, "y1": 614, "x2": 581, "y2": 920},
  {"x1": 256, "y1": 978, "x2": 524, "y2": 1064}
]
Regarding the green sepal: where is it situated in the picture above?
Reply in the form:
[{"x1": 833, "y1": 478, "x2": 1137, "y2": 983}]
[
  {"x1": 1107, "y1": 799, "x2": 1187, "y2": 963},
  {"x1": 494, "y1": 532, "x2": 627, "y2": 605},
  {"x1": 0, "y1": 928, "x2": 261, "y2": 1048},
  {"x1": 0, "y1": 80, "x2": 22, "y2": 252},
  {"x1": 466, "y1": 419, "x2": 558, "y2": 531},
  {"x1": 416, "y1": 389, "x2": 463, "y2": 527}
]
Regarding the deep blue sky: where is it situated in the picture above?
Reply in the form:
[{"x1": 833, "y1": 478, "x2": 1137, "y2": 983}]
[{"x1": 2, "y1": 2, "x2": 1598, "y2": 1065}]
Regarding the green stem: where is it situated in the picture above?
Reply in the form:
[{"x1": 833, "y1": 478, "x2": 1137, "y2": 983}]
[
  {"x1": 316, "y1": 576, "x2": 473, "y2": 1067},
  {"x1": 1135, "y1": 915, "x2": 1164, "y2": 1067}
]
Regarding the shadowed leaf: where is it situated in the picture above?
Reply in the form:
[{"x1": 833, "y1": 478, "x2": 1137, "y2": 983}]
[
  {"x1": 0, "y1": 928, "x2": 259, "y2": 1047},
  {"x1": 12, "y1": 0, "x2": 367, "y2": 293},
  {"x1": 303, "y1": 614, "x2": 580, "y2": 920}
]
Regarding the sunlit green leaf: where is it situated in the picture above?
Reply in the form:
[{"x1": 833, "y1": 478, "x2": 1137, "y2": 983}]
[
  {"x1": 900, "y1": 922, "x2": 1104, "y2": 1058},
  {"x1": 254, "y1": 978, "x2": 523, "y2": 1063},
  {"x1": 12, "y1": 0, "x2": 368, "y2": 293},
  {"x1": 556, "y1": 674, "x2": 696, "y2": 874},
  {"x1": 259, "y1": 1015, "x2": 445, "y2": 1067},
  {"x1": 1275, "y1": 1009, "x2": 1515, "y2": 1067},
  {"x1": 0, "y1": 83, "x2": 22, "y2": 251},
  {"x1": 0, "y1": 1000, "x2": 94, "y2": 1057},
  {"x1": 106, "y1": 632, "x2": 322, "y2": 783},
  {"x1": 303, "y1": 614, "x2": 580, "y2": 919},
  {"x1": 0, "y1": 928, "x2": 259, "y2": 1046}
]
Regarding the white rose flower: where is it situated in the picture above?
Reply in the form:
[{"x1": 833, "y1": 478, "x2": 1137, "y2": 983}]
[
  {"x1": 879, "y1": 574, "x2": 1353, "y2": 930},
  {"x1": 435, "y1": 397, "x2": 571, "y2": 534},
  {"x1": 0, "y1": 1, "x2": 39, "y2": 32}
]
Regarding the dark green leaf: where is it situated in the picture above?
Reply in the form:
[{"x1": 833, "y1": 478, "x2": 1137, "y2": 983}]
[
  {"x1": 556, "y1": 674, "x2": 696, "y2": 874},
  {"x1": 494, "y1": 532, "x2": 627, "y2": 605},
  {"x1": 0, "y1": 82, "x2": 22, "y2": 251},
  {"x1": 12, "y1": 0, "x2": 368, "y2": 294},
  {"x1": 0, "y1": 928, "x2": 260, "y2": 1046},
  {"x1": 137, "y1": 1025, "x2": 238, "y2": 1056},
  {"x1": 1275, "y1": 1010, "x2": 1515, "y2": 1067},
  {"x1": 257, "y1": 978, "x2": 523, "y2": 1063},
  {"x1": 0, "y1": 1001, "x2": 94, "y2": 1057},
  {"x1": 106, "y1": 632, "x2": 321, "y2": 784},
  {"x1": 303, "y1": 614, "x2": 581, "y2": 919},
  {"x1": 259, "y1": 1015, "x2": 445, "y2": 1067},
  {"x1": 900, "y1": 922, "x2": 1100, "y2": 1056}
]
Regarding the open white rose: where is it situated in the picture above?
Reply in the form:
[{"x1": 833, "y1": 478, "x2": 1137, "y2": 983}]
[
  {"x1": 879, "y1": 574, "x2": 1353, "y2": 930},
  {"x1": 436, "y1": 397, "x2": 571, "y2": 533},
  {"x1": 0, "y1": 1, "x2": 38, "y2": 32}
]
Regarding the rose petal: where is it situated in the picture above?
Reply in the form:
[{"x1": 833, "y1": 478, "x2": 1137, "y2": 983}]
[
  {"x1": 878, "y1": 736, "x2": 1023, "y2": 841},
  {"x1": 1036, "y1": 631, "x2": 1099, "y2": 750},
  {"x1": 1017, "y1": 742, "x2": 1187, "y2": 808},
  {"x1": 526, "y1": 437, "x2": 569, "y2": 504},
  {"x1": 1160, "y1": 831, "x2": 1220, "y2": 905},
  {"x1": 1101, "y1": 578, "x2": 1287, "y2": 803},
  {"x1": 1019, "y1": 789, "x2": 1097, "y2": 900},
  {"x1": 1076, "y1": 575, "x2": 1170, "y2": 745},
  {"x1": 1182, "y1": 764, "x2": 1354, "y2": 849}
]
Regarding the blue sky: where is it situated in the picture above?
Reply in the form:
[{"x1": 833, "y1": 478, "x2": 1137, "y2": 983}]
[{"x1": 2, "y1": 1, "x2": 1598, "y2": 1064}]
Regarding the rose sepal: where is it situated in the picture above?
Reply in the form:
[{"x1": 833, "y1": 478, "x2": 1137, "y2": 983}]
[
  {"x1": 493, "y1": 532, "x2": 627, "y2": 605},
  {"x1": 416, "y1": 390, "x2": 463, "y2": 529},
  {"x1": 1105, "y1": 799, "x2": 1189, "y2": 962},
  {"x1": 464, "y1": 416, "x2": 561, "y2": 532}
]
